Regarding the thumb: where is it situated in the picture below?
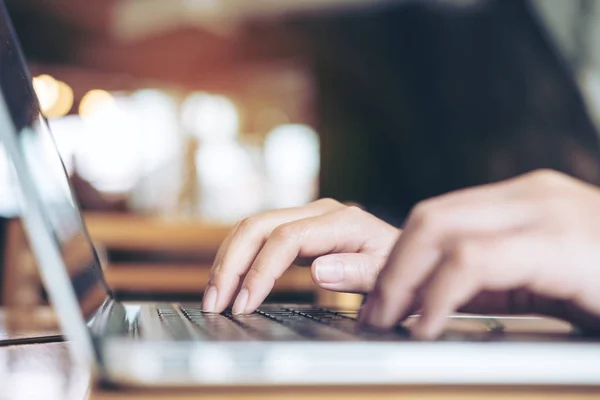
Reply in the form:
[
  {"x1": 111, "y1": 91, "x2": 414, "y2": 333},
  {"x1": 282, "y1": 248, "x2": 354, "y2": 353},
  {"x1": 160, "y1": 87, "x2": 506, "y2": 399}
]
[{"x1": 311, "y1": 253, "x2": 383, "y2": 293}]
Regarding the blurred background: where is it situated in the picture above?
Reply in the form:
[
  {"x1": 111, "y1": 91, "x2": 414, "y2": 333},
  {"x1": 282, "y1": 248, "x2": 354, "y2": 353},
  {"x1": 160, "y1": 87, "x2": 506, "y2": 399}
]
[
  {"x1": 0, "y1": 0, "x2": 328, "y2": 222},
  {"x1": 3, "y1": 0, "x2": 600, "y2": 221},
  {"x1": 4, "y1": 0, "x2": 600, "y2": 306}
]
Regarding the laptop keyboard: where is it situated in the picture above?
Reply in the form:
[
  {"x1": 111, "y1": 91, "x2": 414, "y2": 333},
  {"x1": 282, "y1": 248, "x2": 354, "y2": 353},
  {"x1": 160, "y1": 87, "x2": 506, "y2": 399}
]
[{"x1": 156, "y1": 304, "x2": 409, "y2": 341}]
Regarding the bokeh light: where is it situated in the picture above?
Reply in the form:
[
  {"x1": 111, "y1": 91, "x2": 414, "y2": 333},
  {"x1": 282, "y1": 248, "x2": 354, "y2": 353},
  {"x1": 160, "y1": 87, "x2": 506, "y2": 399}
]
[
  {"x1": 77, "y1": 95, "x2": 142, "y2": 193},
  {"x1": 181, "y1": 92, "x2": 239, "y2": 141},
  {"x1": 264, "y1": 124, "x2": 320, "y2": 208},
  {"x1": 32, "y1": 74, "x2": 60, "y2": 114},
  {"x1": 79, "y1": 89, "x2": 115, "y2": 117},
  {"x1": 44, "y1": 81, "x2": 74, "y2": 119},
  {"x1": 264, "y1": 124, "x2": 320, "y2": 183}
]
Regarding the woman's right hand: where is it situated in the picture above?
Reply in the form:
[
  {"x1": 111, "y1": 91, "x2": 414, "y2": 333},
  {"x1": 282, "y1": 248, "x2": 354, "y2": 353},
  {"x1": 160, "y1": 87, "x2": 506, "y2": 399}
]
[{"x1": 201, "y1": 198, "x2": 401, "y2": 314}]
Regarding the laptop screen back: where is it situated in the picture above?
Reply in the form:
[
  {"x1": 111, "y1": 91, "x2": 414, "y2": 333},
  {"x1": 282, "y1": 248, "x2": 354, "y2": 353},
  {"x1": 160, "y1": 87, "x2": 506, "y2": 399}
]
[{"x1": 0, "y1": 3, "x2": 110, "y2": 321}]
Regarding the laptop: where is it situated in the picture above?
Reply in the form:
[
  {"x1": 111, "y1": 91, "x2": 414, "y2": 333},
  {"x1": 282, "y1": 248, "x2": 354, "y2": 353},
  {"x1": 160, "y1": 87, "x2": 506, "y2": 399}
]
[{"x1": 1, "y1": 1, "x2": 600, "y2": 388}]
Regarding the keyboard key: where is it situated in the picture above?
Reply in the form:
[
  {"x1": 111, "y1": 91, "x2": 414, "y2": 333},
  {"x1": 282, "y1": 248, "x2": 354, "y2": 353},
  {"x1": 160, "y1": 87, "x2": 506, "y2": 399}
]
[
  {"x1": 256, "y1": 309, "x2": 356, "y2": 341},
  {"x1": 155, "y1": 305, "x2": 198, "y2": 340},
  {"x1": 180, "y1": 306, "x2": 253, "y2": 341},
  {"x1": 169, "y1": 304, "x2": 409, "y2": 342},
  {"x1": 291, "y1": 308, "x2": 409, "y2": 340},
  {"x1": 225, "y1": 313, "x2": 304, "y2": 341}
]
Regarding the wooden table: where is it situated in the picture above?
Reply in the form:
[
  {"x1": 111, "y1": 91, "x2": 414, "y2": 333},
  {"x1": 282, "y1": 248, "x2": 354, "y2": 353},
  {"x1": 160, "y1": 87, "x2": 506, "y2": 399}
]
[{"x1": 2, "y1": 309, "x2": 600, "y2": 399}]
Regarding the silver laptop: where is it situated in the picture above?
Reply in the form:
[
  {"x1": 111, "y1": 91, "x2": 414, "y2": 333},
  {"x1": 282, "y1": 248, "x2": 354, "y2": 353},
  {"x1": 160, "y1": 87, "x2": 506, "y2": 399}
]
[{"x1": 1, "y1": 2, "x2": 599, "y2": 388}]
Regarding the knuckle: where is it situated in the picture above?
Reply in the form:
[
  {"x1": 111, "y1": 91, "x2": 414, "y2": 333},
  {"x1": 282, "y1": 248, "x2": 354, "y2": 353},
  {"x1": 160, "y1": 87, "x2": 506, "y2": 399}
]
[
  {"x1": 209, "y1": 262, "x2": 221, "y2": 276},
  {"x1": 343, "y1": 205, "x2": 364, "y2": 218},
  {"x1": 342, "y1": 201, "x2": 365, "y2": 209},
  {"x1": 237, "y1": 216, "x2": 261, "y2": 235},
  {"x1": 209, "y1": 268, "x2": 232, "y2": 286},
  {"x1": 246, "y1": 264, "x2": 278, "y2": 284},
  {"x1": 315, "y1": 197, "x2": 342, "y2": 208},
  {"x1": 449, "y1": 241, "x2": 478, "y2": 270},
  {"x1": 244, "y1": 267, "x2": 262, "y2": 282},
  {"x1": 527, "y1": 168, "x2": 566, "y2": 187},
  {"x1": 409, "y1": 200, "x2": 438, "y2": 230},
  {"x1": 271, "y1": 222, "x2": 300, "y2": 243},
  {"x1": 211, "y1": 250, "x2": 227, "y2": 275}
]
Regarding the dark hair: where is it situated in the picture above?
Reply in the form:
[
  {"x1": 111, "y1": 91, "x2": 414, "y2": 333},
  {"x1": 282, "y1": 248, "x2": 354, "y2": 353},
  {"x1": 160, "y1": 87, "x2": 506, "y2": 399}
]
[{"x1": 307, "y1": 0, "x2": 600, "y2": 222}]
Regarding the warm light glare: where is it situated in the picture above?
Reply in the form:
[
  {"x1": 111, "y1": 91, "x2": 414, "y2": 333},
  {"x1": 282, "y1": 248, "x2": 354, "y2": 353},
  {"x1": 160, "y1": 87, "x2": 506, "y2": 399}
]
[
  {"x1": 79, "y1": 89, "x2": 115, "y2": 117},
  {"x1": 44, "y1": 81, "x2": 74, "y2": 119},
  {"x1": 32, "y1": 75, "x2": 74, "y2": 118},
  {"x1": 32, "y1": 74, "x2": 59, "y2": 113}
]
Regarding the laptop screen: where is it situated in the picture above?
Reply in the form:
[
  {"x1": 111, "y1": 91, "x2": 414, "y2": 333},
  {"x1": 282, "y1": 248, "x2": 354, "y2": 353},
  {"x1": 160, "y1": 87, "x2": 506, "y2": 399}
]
[{"x1": 0, "y1": 4, "x2": 110, "y2": 320}]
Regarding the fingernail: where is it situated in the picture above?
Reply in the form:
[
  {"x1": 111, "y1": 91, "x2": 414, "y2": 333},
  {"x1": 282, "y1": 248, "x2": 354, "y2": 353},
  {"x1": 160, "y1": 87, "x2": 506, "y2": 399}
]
[
  {"x1": 202, "y1": 285, "x2": 218, "y2": 313},
  {"x1": 232, "y1": 288, "x2": 249, "y2": 315},
  {"x1": 315, "y1": 260, "x2": 345, "y2": 284}
]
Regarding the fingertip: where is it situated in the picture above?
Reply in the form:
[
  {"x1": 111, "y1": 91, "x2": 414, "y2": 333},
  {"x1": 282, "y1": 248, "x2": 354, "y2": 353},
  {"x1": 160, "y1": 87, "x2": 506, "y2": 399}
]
[
  {"x1": 210, "y1": 271, "x2": 245, "y2": 312},
  {"x1": 359, "y1": 296, "x2": 394, "y2": 328},
  {"x1": 358, "y1": 297, "x2": 375, "y2": 325},
  {"x1": 232, "y1": 288, "x2": 249, "y2": 314},
  {"x1": 410, "y1": 323, "x2": 435, "y2": 341},
  {"x1": 359, "y1": 288, "x2": 404, "y2": 329},
  {"x1": 411, "y1": 314, "x2": 444, "y2": 341},
  {"x1": 202, "y1": 285, "x2": 218, "y2": 313},
  {"x1": 237, "y1": 268, "x2": 278, "y2": 314}
]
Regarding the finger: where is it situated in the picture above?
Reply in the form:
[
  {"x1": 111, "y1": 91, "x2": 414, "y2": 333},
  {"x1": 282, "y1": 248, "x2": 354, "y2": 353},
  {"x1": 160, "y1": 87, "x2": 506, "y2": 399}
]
[
  {"x1": 361, "y1": 196, "x2": 539, "y2": 328},
  {"x1": 212, "y1": 198, "x2": 343, "y2": 277},
  {"x1": 410, "y1": 253, "x2": 480, "y2": 340},
  {"x1": 204, "y1": 198, "x2": 344, "y2": 312},
  {"x1": 412, "y1": 233, "x2": 549, "y2": 339},
  {"x1": 232, "y1": 206, "x2": 382, "y2": 314},
  {"x1": 311, "y1": 253, "x2": 386, "y2": 293}
]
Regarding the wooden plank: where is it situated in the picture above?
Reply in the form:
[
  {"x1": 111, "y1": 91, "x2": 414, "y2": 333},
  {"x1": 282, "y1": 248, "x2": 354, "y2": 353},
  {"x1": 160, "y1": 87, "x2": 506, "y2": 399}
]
[
  {"x1": 84, "y1": 213, "x2": 231, "y2": 253},
  {"x1": 90, "y1": 384, "x2": 600, "y2": 400},
  {"x1": 103, "y1": 264, "x2": 315, "y2": 293}
]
